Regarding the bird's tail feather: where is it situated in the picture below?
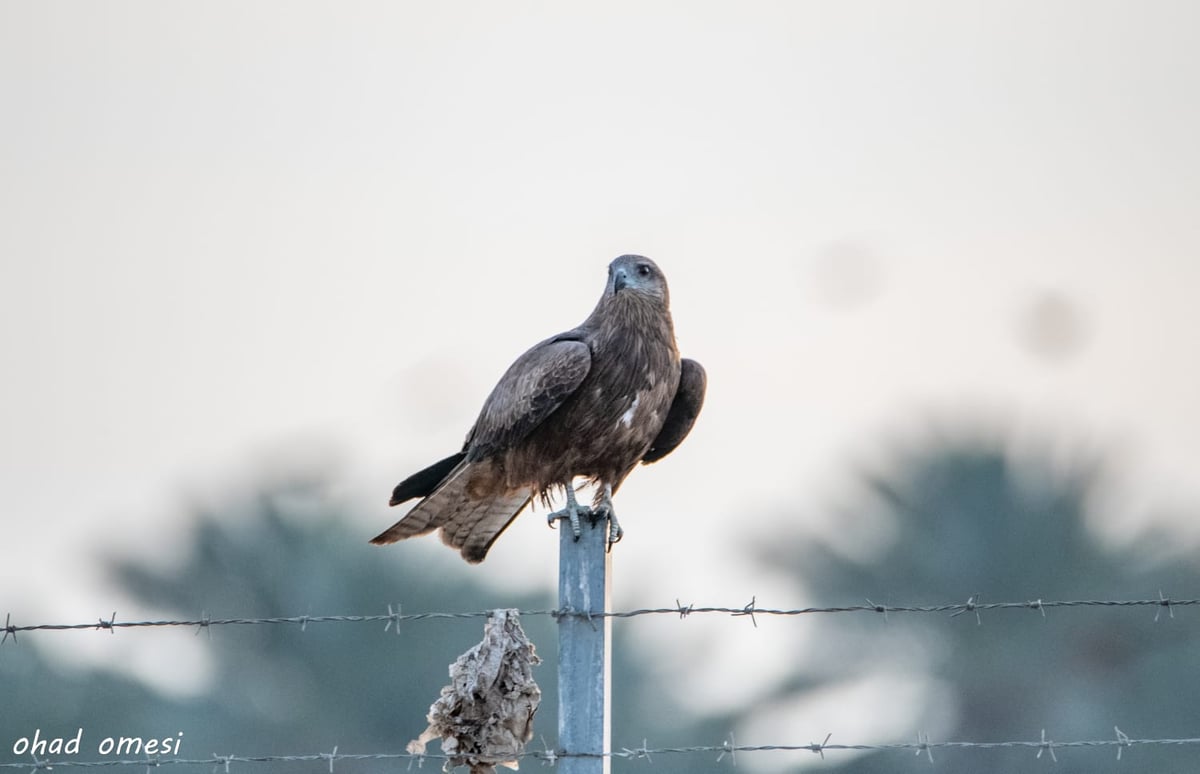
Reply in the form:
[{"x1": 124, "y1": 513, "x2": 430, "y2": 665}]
[
  {"x1": 369, "y1": 461, "x2": 473, "y2": 545},
  {"x1": 441, "y1": 491, "x2": 532, "y2": 564},
  {"x1": 370, "y1": 461, "x2": 532, "y2": 562}
]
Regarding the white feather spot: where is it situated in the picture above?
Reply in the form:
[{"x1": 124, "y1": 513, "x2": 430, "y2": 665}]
[{"x1": 620, "y1": 395, "x2": 641, "y2": 428}]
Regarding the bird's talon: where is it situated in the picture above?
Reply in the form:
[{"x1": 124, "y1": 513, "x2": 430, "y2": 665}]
[
  {"x1": 606, "y1": 521, "x2": 624, "y2": 552},
  {"x1": 550, "y1": 485, "x2": 624, "y2": 548},
  {"x1": 547, "y1": 497, "x2": 589, "y2": 539},
  {"x1": 591, "y1": 492, "x2": 623, "y2": 551}
]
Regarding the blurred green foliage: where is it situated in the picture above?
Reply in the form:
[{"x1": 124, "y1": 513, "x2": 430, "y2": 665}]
[
  {"x1": 0, "y1": 479, "x2": 719, "y2": 772},
  {"x1": 749, "y1": 439, "x2": 1200, "y2": 772}
]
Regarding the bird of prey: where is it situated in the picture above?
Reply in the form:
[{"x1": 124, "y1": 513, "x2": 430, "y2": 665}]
[{"x1": 371, "y1": 254, "x2": 706, "y2": 564}]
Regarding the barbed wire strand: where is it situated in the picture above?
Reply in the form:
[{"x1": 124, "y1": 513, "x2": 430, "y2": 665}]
[
  {"x1": 4, "y1": 730, "x2": 1200, "y2": 770},
  {"x1": 1, "y1": 596, "x2": 1194, "y2": 642}
]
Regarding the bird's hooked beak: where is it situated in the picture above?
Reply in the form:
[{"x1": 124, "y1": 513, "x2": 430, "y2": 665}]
[{"x1": 612, "y1": 266, "x2": 629, "y2": 294}]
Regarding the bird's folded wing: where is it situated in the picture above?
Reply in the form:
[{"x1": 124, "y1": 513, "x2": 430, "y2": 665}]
[
  {"x1": 466, "y1": 337, "x2": 592, "y2": 459},
  {"x1": 389, "y1": 451, "x2": 468, "y2": 507},
  {"x1": 642, "y1": 357, "x2": 706, "y2": 464}
]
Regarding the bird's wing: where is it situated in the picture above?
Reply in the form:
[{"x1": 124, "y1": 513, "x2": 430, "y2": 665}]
[
  {"x1": 371, "y1": 337, "x2": 587, "y2": 554},
  {"x1": 642, "y1": 358, "x2": 706, "y2": 464},
  {"x1": 466, "y1": 336, "x2": 592, "y2": 460},
  {"x1": 388, "y1": 451, "x2": 468, "y2": 507}
]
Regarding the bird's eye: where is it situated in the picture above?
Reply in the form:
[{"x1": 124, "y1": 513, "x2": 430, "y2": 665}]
[{"x1": 636, "y1": 264, "x2": 652, "y2": 278}]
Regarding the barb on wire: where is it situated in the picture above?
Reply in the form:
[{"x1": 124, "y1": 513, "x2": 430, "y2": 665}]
[
  {"x1": 1, "y1": 596, "x2": 1195, "y2": 641},
  {"x1": 384, "y1": 604, "x2": 402, "y2": 635},
  {"x1": 194, "y1": 612, "x2": 210, "y2": 640},
  {"x1": 619, "y1": 740, "x2": 652, "y2": 763},
  {"x1": 537, "y1": 736, "x2": 556, "y2": 767},
  {"x1": 1156, "y1": 590, "x2": 1174, "y2": 621},
  {"x1": 1037, "y1": 729, "x2": 1057, "y2": 762},
  {"x1": 865, "y1": 598, "x2": 888, "y2": 621},
  {"x1": 1114, "y1": 726, "x2": 1131, "y2": 760},
  {"x1": 915, "y1": 732, "x2": 934, "y2": 762},
  {"x1": 733, "y1": 596, "x2": 759, "y2": 627},
  {"x1": 98, "y1": 612, "x2": 118, "y2": 634},
  {"x1": 715, "y1": 732, "x2": 737, "y2": 765},
  {"x1": 5, "y1": 734, "x2": 1200, "y2": 769},
  {"x1": 949, "y1": 595, "x2": 982, "y2": 625},
  {"x1": 318, "y1": 747, "x2": 336, "y2": 774}
]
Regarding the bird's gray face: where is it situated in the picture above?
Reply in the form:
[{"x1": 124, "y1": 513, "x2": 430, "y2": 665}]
[{"x1": 607, "y1": 254, "x2": 669, "y2": 304}]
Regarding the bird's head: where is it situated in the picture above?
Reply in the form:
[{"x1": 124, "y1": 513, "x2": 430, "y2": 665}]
[{"x1": 606, "y1": 254, "x2": 669, "y2": 305}]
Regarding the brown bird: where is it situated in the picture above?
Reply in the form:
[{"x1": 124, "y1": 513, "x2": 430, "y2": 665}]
[{"x1": 371, "y1": 254, "x2": 706, "y2": 563}]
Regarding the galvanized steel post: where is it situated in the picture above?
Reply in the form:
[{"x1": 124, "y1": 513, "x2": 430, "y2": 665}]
[{"x1": 557, "y1": 518, "x2": 612, "y2": 773}]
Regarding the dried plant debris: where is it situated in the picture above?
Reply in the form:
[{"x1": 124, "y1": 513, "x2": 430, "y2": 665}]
[{"x1": 408, "y1": 608, "x2": 542, "y2": 773}]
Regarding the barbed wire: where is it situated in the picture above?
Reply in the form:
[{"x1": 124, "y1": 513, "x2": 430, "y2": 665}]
[
  {"x1": 3, "y1": 729, "x2": 1199, "y2": 770},
  {"x1": 1, "y1": 594, "x2": 1194, "y2": 643},
  {"x1": 4, "y1": 600, "x2": 1198, "y2": 768}
]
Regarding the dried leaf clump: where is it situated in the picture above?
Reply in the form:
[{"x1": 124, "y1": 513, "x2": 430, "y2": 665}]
[{"x1": 408, "y1": 609, "x2": 542, "y2": 773}]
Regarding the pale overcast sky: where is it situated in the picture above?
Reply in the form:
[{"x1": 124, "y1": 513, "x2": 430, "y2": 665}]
[{"x1": 3, "y1": 2, "x2": 1199, "y2": 764}]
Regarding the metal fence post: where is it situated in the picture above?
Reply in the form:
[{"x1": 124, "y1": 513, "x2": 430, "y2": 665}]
[{"x1": 557, "y1": 517, "x2": 612, "y2": 774}]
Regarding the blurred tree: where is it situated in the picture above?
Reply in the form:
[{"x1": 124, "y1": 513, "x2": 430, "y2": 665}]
[
  {"x1": 0, "y1": 476, "x2": 720, "y2": 772},
  {"x1": 742, "y1": 436, "x2": 1200, "y2": 772}
]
